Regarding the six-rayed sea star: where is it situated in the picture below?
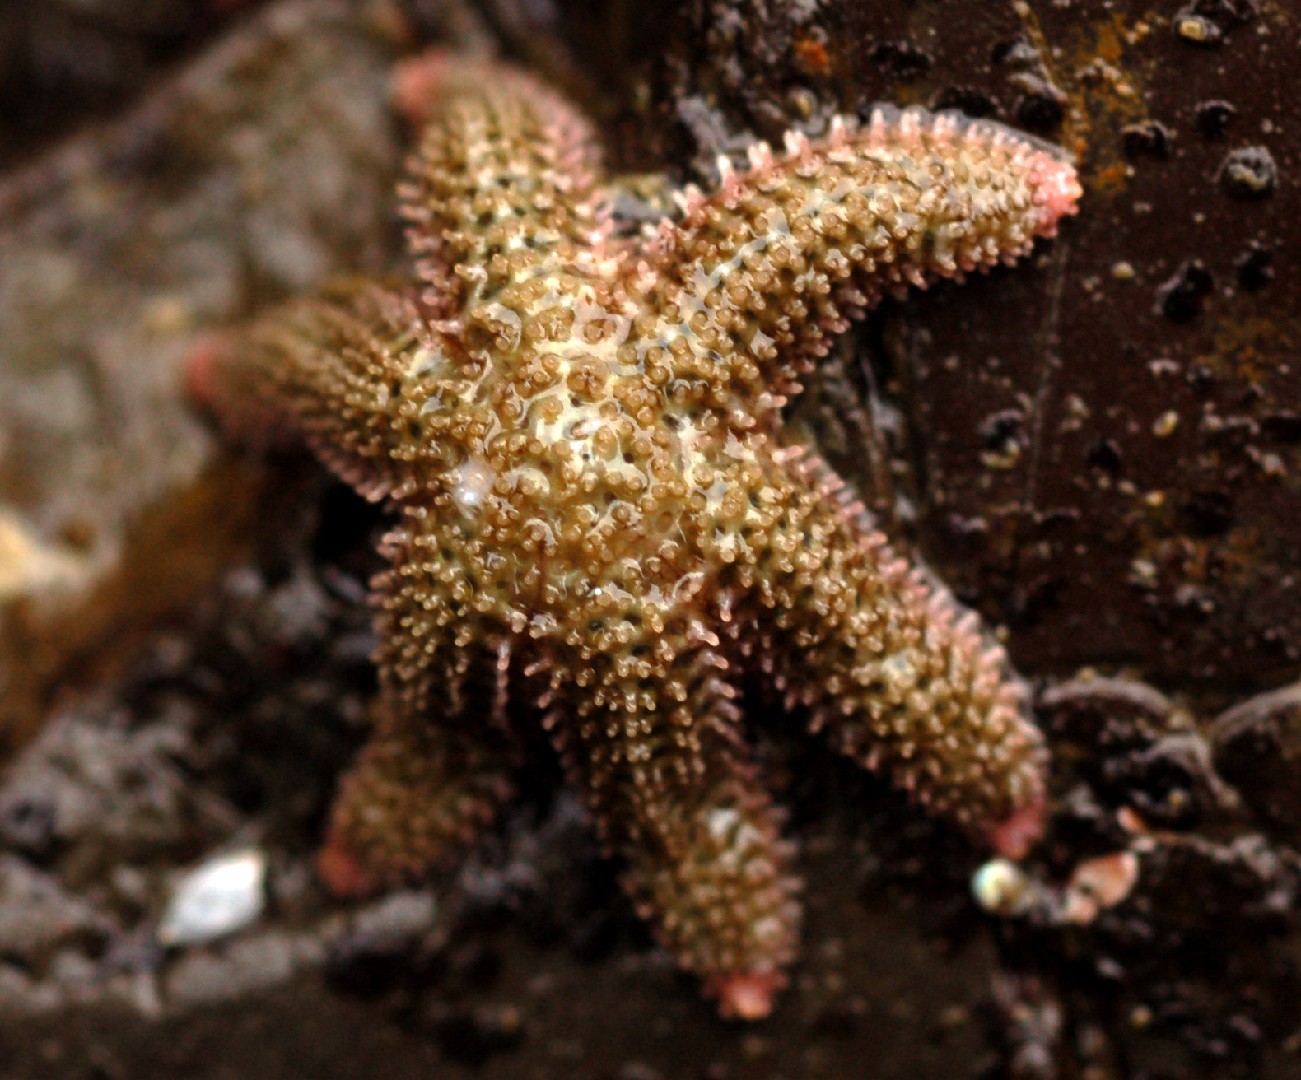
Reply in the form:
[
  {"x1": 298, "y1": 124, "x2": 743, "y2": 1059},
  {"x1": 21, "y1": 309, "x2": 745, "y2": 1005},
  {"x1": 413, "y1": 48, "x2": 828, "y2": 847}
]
[{"x1": 189, "y1": 50, "x2": 1079, "y2": 1018}]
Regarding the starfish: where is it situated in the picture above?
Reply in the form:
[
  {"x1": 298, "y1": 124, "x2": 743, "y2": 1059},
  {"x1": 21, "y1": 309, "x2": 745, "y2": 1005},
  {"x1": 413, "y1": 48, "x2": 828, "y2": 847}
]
[{"x1": 190, "y1": 51, "x2": 1078, "y2": 1018}]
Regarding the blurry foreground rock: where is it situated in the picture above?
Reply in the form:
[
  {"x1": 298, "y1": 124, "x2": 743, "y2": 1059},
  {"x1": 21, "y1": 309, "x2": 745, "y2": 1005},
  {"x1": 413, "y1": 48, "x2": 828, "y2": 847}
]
[
  {"x1": 0, "y1": 0, "x2": 249, "y2": 167},
  {"x1": 0, "y1": 470, "x2": 1000, "y2": 1080},
  {"x1": 0, "y1": 0, "x2": 403, "y2": 749}
]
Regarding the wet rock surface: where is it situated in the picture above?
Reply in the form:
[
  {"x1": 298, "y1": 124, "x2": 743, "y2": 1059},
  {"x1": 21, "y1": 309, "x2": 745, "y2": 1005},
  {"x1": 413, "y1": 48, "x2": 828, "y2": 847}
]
[
  {"x1": 656, "y1": 0, "x2": 1301, "y2": 693},
  {"x1": 4, "y1": 0, "x2": 1301, "y2": 1077}
]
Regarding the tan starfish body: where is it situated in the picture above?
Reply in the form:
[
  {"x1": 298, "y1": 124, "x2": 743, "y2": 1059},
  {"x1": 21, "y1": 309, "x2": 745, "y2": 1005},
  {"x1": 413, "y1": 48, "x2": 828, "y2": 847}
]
[{"x1": 190, "y1": 51, "x2": 1079, "y2": 1018}]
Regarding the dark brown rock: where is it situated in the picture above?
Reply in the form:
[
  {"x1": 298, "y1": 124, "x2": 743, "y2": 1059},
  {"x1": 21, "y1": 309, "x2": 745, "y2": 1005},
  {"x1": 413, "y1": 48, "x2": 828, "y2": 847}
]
[{"x1": 1212, "y1": 684, "x2": 1301, "y2": 842}]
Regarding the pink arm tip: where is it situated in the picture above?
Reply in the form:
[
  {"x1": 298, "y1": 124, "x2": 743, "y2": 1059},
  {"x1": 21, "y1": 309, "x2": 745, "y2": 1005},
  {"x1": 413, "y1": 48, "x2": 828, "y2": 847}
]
[{"x1": 984, "y1": 791, "x2": 1048, "y2": 861}]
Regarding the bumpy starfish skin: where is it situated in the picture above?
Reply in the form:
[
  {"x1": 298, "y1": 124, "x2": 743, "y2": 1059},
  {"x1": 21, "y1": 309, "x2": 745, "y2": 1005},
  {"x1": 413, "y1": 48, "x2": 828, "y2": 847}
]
[{"x1": 192, "y1": 51, "x2": 1079, "y2": 1018}]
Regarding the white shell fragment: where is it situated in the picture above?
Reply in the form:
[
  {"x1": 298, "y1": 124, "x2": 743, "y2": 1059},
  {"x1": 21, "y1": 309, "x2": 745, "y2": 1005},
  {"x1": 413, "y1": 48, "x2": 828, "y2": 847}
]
[
  {"x1": 1059, "y1": 851, "x2": 1140, "y2": 926},
  {"x1": 971, "y1": 858, "x2": 1034, "y2": 917},
  {"x1": 158, "y1": 849, "x2": 267, "y2": 947}
]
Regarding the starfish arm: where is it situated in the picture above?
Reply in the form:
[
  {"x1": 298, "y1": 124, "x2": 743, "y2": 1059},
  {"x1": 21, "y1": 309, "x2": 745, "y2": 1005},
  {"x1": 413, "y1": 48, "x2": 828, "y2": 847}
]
[
  {"x1": 639, "y1": 109, "x2": 1080, "y2": 404},
  {"x1": 545, "y1": 637, "x2": 801, "y2": 1019},
  {"x1": 318, "y1": 524, "x2": 519, "y2": 896},
  {"x1": 317, "y1": 674, "x2": 517, "y2": 897},
  {"x1": 396, "y1": 50, "x2": 607, "y2": 318},
  {"x1": 188, "y1": 282, "x2": 441, "y2": 502},
  {"x1": 748, "y1": 448, "x2": 1047, "y2": 857}
]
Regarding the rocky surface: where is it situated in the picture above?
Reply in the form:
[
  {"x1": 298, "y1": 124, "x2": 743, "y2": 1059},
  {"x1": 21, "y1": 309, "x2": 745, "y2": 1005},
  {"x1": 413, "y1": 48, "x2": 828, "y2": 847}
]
[
  {"x1": 906, "y1": 2, "x2": 1300, "y2": 692},
  {"x1": 0, "y1": 0, "x2": 403, "y2": 748},
  {"x1": 0, "y1": 475, "x2": 1003, "y2": 1079},
  {"x1": 3, "y1": 1, "x2": 1301, "y2": 1077},
  {"x1": 657, "y1": 0, "x2": 1301, "y2": 693}
]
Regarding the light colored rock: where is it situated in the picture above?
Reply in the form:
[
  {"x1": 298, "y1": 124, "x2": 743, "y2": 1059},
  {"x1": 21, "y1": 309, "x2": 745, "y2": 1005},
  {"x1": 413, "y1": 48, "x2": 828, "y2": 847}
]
[
  {"x1": 0, "y1": 0, "x2": 405, "y2": 748},
  {"x1": 158, "y1": 848, "x2": 267, "y2": 947}
]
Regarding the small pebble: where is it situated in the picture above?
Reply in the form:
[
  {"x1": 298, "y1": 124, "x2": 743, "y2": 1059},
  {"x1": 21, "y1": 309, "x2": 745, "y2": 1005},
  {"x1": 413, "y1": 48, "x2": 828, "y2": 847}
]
[
  {"x1": 1174, "y1": 13, "x2": 1222, "y2": 46},
  {"x1": 158, "y1": 849, "x2": 266, "y2": 947},
  {"x1": 1218, "y1": 146, "x2": 1277, "y2": 200},
  {"x1": 1065, "y1": 851, "x2": 1140, "y2": 917},
  {"x1": 972, "y1": 858, "x2": 1033, "y2": 916}
]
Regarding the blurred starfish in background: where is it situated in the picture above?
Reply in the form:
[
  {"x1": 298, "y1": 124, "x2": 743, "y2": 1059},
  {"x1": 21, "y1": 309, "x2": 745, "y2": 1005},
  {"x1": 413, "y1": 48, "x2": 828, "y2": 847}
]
[{"x1": 190, "y1": 50, "x2": 1078, "y2": 1017}]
